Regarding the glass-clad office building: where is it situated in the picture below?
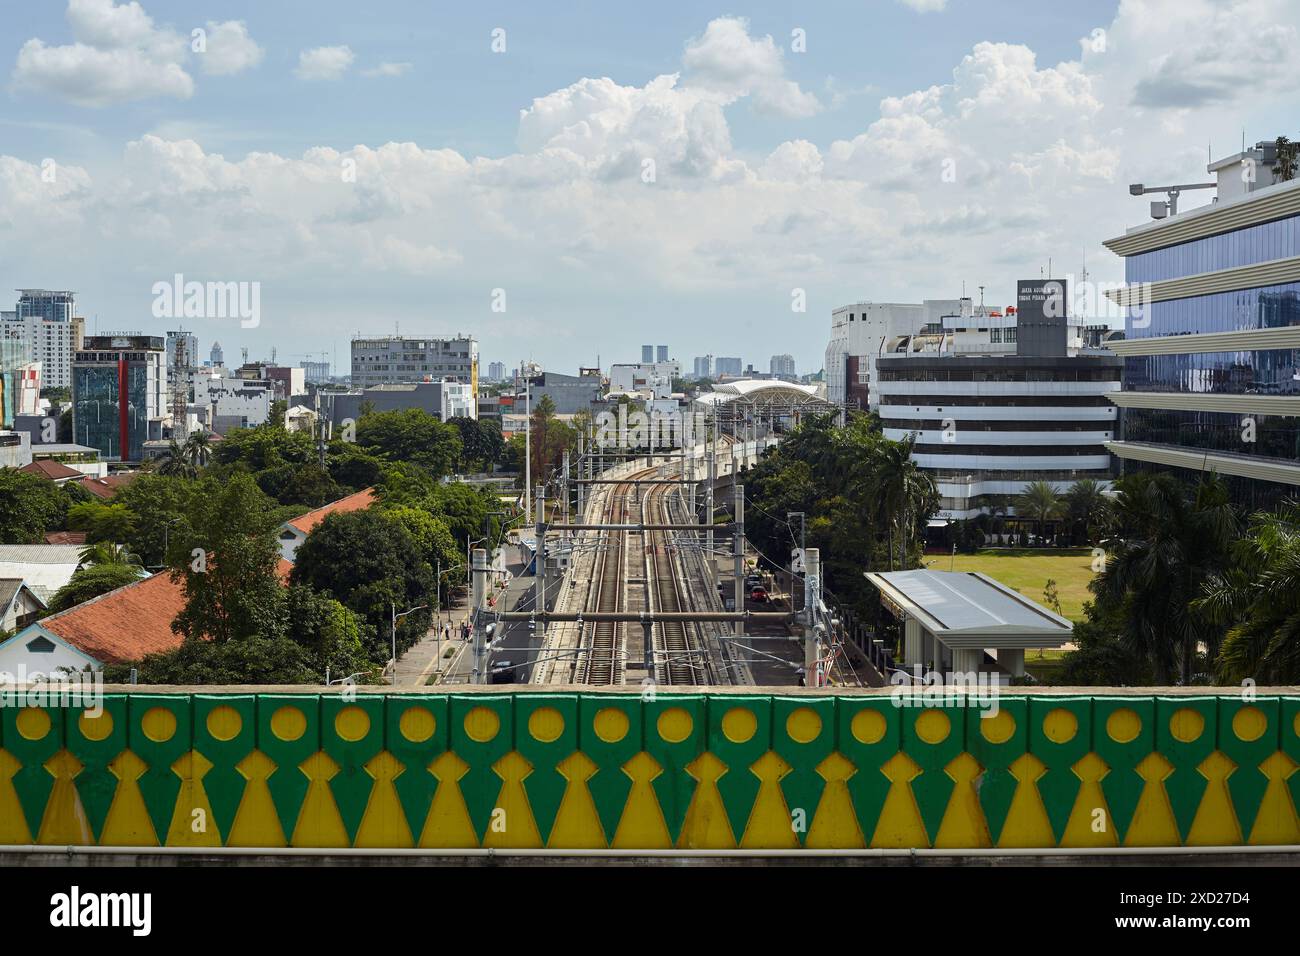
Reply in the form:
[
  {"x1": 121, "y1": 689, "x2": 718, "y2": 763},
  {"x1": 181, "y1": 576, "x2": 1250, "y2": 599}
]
[
  {"x1": 1104, "y1": 145, "x2": 1300, "y2": 506},
  {"x1": 71, "y1": 336, "x2": 165, "y2": 462}
]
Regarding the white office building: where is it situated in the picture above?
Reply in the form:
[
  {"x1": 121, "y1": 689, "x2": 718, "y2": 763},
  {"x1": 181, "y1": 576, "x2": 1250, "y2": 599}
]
[
  {"x1": 352, "y1": 335, "x2": 478, "y2": 390},
  {"x1": 874, "y1": 290, "x2": 1120, "y2": 520}
]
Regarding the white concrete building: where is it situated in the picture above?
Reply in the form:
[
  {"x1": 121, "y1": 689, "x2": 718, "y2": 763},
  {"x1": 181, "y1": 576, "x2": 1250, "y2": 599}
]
[
  {"x1": 193, "y1": 371, "x2": 273, "y2": 430},
  {"x1": 441, "y1": 380, "x2": 476, "y2": 420},
  {"x1": 609, "y1": 361, "x2": 679, "y2": 400},
  {"x1": 875, "y1": 296, "x2": 1120, "y2": 520},
  {"x1": 825, "y1": 299, "x2": 966, "y2": 412}
]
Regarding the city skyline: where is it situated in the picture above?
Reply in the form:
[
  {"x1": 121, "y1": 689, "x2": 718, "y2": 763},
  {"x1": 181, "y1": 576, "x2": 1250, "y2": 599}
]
[{"x1": 4, "y1": 0, "x2": 1300, "y2": 373}]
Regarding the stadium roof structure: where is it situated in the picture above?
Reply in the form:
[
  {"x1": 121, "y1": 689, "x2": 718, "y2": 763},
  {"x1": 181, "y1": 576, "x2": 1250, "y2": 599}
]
[{"x1": 693, "y1": 379, "x2": 831, "y2": 409}]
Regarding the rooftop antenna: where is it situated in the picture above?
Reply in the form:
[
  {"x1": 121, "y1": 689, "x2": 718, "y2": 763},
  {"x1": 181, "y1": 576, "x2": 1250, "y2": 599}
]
[{"x1": 978, "y1": 285, "x2": 985, "y2": 314}]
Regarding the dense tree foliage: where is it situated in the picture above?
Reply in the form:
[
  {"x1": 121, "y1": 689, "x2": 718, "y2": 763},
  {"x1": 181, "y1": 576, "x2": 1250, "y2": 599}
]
[
  {"x1": 104, "y1": 637, "x2": 318, "y2": 685},
  {"x1": 355, "y1": 408, "x2": 461, "y2": 478},
  {"x1": 747, "y1": 413, "x2": 938, "y2": 614},
  {"x1": 168, "y1": 474, "x2": 288, "y2": 644},
  {"x1": 449, "y1": 416, "x2": 506, "y2": 472},
  {"x1": 291, "y1": 509, "x2": 436, "y2": 663},
  {"x1": 0, "y1": 468, "x2": 73, "y2": 543},
  {"x1": 46, "y1": 563, "x2": 144, "y2": 613}
]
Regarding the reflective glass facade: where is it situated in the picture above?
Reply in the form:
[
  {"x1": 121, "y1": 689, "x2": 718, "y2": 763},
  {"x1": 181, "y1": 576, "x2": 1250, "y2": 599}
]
[
  {"x1": 1127, "y1": 217, "x2": 1300, "y2": 284},
  {"x1": 73, "y1": 360, "x2": 155, "y2": 461},
  {"x1": 1124, "y1": 408, "x2": 1300, "y2": 462},
  {"x1": 1118, "y1": 203, "x2": 1300, "y2": 503},
  {"x1": 1125, "y1": 284, "x2": 1300, "y2": 338},
  {"x1": 1124, "y1": 347, "x2": 1300, "y2": 394}
]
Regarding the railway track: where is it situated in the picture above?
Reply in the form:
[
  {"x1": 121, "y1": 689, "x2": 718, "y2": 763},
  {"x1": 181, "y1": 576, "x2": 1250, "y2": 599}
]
[
  {"x1": 576, "y1": 463, "x2": 658, "y2": 685},
  {"x1": 645, "y1": 478, "x2": 707, "y2": 685}
]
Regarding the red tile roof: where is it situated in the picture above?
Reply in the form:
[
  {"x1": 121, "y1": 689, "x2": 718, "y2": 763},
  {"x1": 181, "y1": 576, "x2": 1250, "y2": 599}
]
[
  {"x1": 38, "y1": 571, "x2": 186, "y2": 665},
  {"x1": 38, "y1": 557, "x2": 298, "y2": 665},
  {"x1": 285, "y1": 488, "x2": 377, "y2": 534},
  {"x1": 21, "y1": 460, "x2": 81, "y2": 480},
  {"x1": 79, "y1": 474, "x2": 137, "y2": 499},
  {"x1": 43, "y1": 531, "x2": 88, "y2": 545}
]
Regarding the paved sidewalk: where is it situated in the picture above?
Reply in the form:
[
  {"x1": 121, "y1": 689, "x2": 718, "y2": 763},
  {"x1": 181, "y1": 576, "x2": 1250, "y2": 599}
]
[{"x1": 391, "y1": 596, "x2": 473, "y2": 686}]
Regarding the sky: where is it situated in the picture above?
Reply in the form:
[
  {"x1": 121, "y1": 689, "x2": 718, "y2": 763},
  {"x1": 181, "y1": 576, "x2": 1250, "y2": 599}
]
[{"x1": 3, "y1": 0, "x2": 1300, "y2": 377}]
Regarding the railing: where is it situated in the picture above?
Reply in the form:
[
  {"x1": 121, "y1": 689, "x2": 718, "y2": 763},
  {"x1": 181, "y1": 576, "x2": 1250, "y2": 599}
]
[{"x1": 4, "y1": 688, "x2": 1295, "y2": 850}]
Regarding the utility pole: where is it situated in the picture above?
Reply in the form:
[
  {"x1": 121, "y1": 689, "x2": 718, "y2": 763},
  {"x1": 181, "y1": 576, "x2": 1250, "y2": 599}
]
[
  {"x1": 576, "y1": 433, "x2": 584, "y2": 521},
  {"x1": 523, "y1": 364, "x2": 531, "y2": 522},
  {"x1": 706, "y1": 450, "x2": 715, "y2": 575},
  {"x1": 733, "y1": 484, "x2": 745, "y2": 641},
  {"x1": 563, "y1": 451, "x2": 571, "y2": 525},
  {"x1": 534, "y1": 486, "x2": 546, "y2": 644},
  {"x1": 804, "y1": 548, "x2": 821, "y2": 688},
  {"x1": 470, "y1": 547, "x2": 488, "y2": 684}
]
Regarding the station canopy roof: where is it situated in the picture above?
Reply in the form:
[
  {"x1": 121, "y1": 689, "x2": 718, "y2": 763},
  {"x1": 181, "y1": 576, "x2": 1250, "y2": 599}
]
[
  {"x1": 864, "y1": 569, "x2": 1072, "y2": 649},
  {"x1": 694, "y1": 379, "x2": 826, "y2": 407}
]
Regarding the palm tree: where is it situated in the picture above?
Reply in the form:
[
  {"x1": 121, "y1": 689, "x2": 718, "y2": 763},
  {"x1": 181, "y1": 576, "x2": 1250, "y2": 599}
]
[
  {"x1": 78, "y1": 541, "x2": 143, "y2": 567},
  {"x1": 1198, "y1": 499, "x2": 1300, "y2": 683},
  {"x1": 1015, "y1": 480, "x2": 1063, "y2": 544},
  {"x1": 156, "y1": 439, "x2": 197, "y2": 479},
  {"x1": 183, "y1": 430, "x2": 213, "y2": 469},
  {"x1": 1064, "y1": 478, "x2": 1112, "y2": 545},
  {"x1": 874, "y1": 435, "x2": 934, "y2": 571},
  {"x1": 1095, "y1": 472, "x2": 1237, "y2": 684}
]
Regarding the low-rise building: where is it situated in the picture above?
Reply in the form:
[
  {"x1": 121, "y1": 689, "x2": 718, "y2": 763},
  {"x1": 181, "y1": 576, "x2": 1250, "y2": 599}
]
[
  {"x1": 0, "y1": 579, "x2": 45, "y2": 633},
  {"x1": 277, "y1": 488, "x2": 377, "y2": 562},
  {"x1": 0, "y1": 545, "x2": 86, "y2": 605}
]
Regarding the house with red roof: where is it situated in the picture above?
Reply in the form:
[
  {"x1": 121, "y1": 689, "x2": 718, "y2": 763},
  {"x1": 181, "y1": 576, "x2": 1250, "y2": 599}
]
[
  {"x1": 276, "y1": 487, "x2": 377, "y2": 562},
  {"x1": 19, "y1": 460, "x2": 83, "y2": 484},
  {"x1": 78, "y1": 473, "x2": 136, "y2": 499},
  {"x1": 0, "y1": 558, "x2": 296, "y2": 676}
]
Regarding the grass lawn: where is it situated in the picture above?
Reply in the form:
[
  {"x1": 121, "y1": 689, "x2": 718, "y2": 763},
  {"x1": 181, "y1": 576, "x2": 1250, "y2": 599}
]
[{"x1": 924, "y1": 548, "x2": 1095, "y2": 624}]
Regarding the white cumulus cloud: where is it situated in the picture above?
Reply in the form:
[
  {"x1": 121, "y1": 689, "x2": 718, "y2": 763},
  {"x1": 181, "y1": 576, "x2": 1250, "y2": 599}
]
[
  {"x1": 681, "y1": 16, "x2": 821, "y2": 118},
  {"x1": 295, "y1": 45, "x2": 355, "y2": 81},
  {"x1": 199, "y1": 20, "x2": 263, "y2": 76},
  {"x1": 10, "y1": 0, "x2": 264, "y2": 106}
]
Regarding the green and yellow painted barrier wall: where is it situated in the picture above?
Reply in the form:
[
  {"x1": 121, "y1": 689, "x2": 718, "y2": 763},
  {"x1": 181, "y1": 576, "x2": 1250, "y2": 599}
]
[{"x1": 3, "y1": 691, "x2": 1300, "y2": 850}]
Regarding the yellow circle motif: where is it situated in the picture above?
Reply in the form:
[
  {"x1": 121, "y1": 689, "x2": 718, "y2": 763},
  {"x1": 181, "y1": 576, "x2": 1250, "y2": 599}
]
[
  {"x1": 1170, "y1": 708, "x2": 1205, "y2": 743},
  {"x1": 1232, "y1": 706, "x2": 1267, "y2": 743},
  {"x1": 1294, "y1": 712, "x2": 1300, "y2": 740},
  {"x1": 16, "y1": 707, "x2": 50, "y2": 741},
  {"x1": 464, "y1": 706, "x2": 500, "y2": 743},
  {"x1": 786, "y1": 707, "x2": 822, "y2": 744},
  {"x1": 141, "y1": 706, "x2": 177, "y2": 743},
  {"x1": 528, "y1": 707, "x2": 564, "y2": 743},
  {"x1": 79, "y1": 709, "x2": 113, "y2": 742},
  {"x1": 980, "y1": 709, "x2": 1016, "y2": 745},
  {"x1": 722, "y1": 708, "x2": 757, "y2": 744},
  {"x1": 593, "y1": 708, "x2": 629, "y2": 743},
  {"x1": 270, "y1": 706, "x2": 306, "y2": 742},
  {"x1": 1042, "y1": 708, "x2": 1078, "y2": 744},
  {"x1": 1106, "y1": 708, "x2": 1142, "y2": 744},
  {"x1": 399, "y1": 706, "x2": 435, "y2": 743},
  {"x1": 915, "y1": 709, "x2": 950, "y2": 744},
  {"x1": 851, "y1": 709, "x2": 886, "y2": 745},
  {"x1": 206, "y1": 705, "x2": 242, "y2": 742},
  {"x1": 335, "y1": 705, "x2": 371, "y2": 742},
  {"x1": 657, "y1": 707, "x2": 692, "y2": 743}
]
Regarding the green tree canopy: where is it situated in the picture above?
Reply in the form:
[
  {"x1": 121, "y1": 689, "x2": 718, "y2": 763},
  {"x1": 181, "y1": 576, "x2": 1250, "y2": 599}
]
[
  {"x1": 290, "y1": 508, "x2": 435, "y2": 662},
  {"x1": 168, "y1": 474, "x2": 288, "y2": 645},
  {"x1": 355, "y1": 408, "x2": 461, "y2": 478},
  {"x1": 46, "y1": 563, "x2": 145, "y2": 614},
  {"x1": 0, "y1": 468, "x2": 68, "y2": 543}
]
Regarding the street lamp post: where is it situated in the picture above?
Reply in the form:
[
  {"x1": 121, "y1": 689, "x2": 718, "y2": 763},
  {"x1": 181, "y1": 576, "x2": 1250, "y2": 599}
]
[{"x1": 390, "y1": 601, "x2": 428, "y2": 687}]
